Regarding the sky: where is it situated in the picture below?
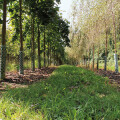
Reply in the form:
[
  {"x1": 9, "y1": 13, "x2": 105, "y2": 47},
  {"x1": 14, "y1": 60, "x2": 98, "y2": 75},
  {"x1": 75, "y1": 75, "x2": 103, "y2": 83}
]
[{"x1": 59, "y1": 0, "x2": 73, "y2": 21}]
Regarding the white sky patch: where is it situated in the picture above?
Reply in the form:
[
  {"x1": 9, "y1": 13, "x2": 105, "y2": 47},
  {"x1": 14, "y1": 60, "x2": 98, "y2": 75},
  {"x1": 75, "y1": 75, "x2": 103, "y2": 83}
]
[{"x1": 59, "y1": 0, "x2": 73, "y2": 22}]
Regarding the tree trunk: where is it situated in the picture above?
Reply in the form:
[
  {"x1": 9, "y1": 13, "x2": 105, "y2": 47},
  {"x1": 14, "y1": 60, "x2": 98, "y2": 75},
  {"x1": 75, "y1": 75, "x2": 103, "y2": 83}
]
[
  {"x1": 83, "y1": 56, "x2": 85, "y2": 66},
  {"x1": 37, "y1": 24, "x2": 41, "y2": 69},
  {"x1": 54, "y1": 47, "x2": 55, "y2": 66},
  {"x1": 50, "y1": 41, "x2": 51, "y2": 65},
  {"x1": 111, "y1": 0, "x2": 118, "y2": 72},
  {"x1": 19, "y1": 0, "x2": 24, "y2": 74},
  {"x1": 0, "y1": 0, "x2": 7, "y2": 79},
  {"x1": 104, "y1": 20, "x2": 108, "y2": 71},
  {"x1": 97, "y1": 46, "x2": 100, "y2": 70},
  {"x1": 44, "y1": 26, "x2": 46, "y2": 67},
  {"x1": 31, "y1": 18, "x2": 35, "y2": 71},
  {"x1": 92, "y1": 44, "x2": 94, "y2": 71},
  {"x1": 88, "y1": 49, "x2": 90, "y2": 68},
  {"x1": 48, "y1": 39, "x2": 50, "y2": 66},
  {"x1": 85, "y1": 51, "x2": 87, "y2": 68}
]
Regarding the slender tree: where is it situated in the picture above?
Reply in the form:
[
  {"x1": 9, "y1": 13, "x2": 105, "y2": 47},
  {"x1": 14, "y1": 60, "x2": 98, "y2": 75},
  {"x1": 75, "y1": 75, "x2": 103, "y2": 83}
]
[
  {"x1": 43, "y1": 26, "x2": 46, "y2": 67},
  {"x1": 19, "y1": 0, "x2": 24, "y2": 74},
  {"x1": 48, "y1": 38, "x2": 50, "y2": 66},
  {"x1": 97, "y1": 45, "x2": 100, "y2": 70},
  {"x1": 92, "y1": 44, "x2": 94, "y2": 71},
  {"x1": 0, "y1": 0, "x2": 7, "y2": 79},
  {"x1": 37, "y1": 23, "x2": 41, "y2": 69},
  {"x1": 104, "y1": 19, "x2": 108, "y2": 71},
  {"x1": 31, "y1": 18, "x2": 35, "y2": 71},
  {"x1": 50, "y1": 40, "x2": 52, "y2": 65},
  {"x1": 111, "y1": 0, "x2": 118, "y2": 73}
]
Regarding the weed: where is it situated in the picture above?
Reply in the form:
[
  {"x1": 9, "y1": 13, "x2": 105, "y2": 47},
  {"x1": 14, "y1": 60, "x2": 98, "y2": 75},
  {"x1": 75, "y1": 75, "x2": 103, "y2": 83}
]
[{"x1": 1, "y1": 65, "x2": 120, "y2": 119}]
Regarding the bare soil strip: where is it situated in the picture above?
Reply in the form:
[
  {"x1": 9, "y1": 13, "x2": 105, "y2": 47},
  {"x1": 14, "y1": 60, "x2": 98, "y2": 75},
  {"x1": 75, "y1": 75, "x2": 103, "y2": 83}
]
[
  {"x1": 96, "y1": 69, "x2": 120, "y2": 88},
  {"x1": 0, "y1": 67, "x2": 56, "y2": 91}
]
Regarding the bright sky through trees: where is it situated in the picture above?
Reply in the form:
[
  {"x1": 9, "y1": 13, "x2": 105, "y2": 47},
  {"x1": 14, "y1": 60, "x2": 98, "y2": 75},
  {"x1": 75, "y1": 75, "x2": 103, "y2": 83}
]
[{"x1": 59, "y1": 0, "x2": 73, "y2": 21}]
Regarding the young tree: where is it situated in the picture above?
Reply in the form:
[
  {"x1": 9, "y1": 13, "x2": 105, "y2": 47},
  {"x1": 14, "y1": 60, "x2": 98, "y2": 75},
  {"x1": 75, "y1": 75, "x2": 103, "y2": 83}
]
[
  {"x1": 19, "y1": 0, "x2": 24, "y2": 74},
  {"x1": 37, "y1": 23, "x2": 41, "y2": 69},
  {"x1": 111, "y1": 0, "x2": 119, "y2": 73},
  {"x1": 31, "y1": 18, "x2": 35, "y2": 71},
  {"x1": 43, "y1": 26, "x2": 46, "y2": 67},
  {"x1": 0, "y1": 0, "x2": 7, "y2": 79}
]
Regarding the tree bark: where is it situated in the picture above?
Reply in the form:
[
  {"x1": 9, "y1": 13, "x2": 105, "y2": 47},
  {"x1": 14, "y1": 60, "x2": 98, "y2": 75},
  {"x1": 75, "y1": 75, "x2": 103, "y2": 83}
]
[
  {"x1": 53, "y1": 47, "x2": 55, "y2": 65},
  {"x1": 92, "y1": 44, "x2": 94, "y2": 71},
  {"x1": 44, "y1": 26, "x2": 46, "y2": 67},
  {"x1": 97, "y1": 46, "x2": 100, "y2": 70},
  {"x1": 111, "y1": 0, "x2": 118, "y2": 72},
  {"x1": 19, "y1": 0, "x2": 24, "y2": 74},
  {"x1": 48, "y1": 39, "x2": 50, "y2": 66},
  {"x1": 88, "y1": 49, "x2": 90, "y2": 68},
  {"x1": 50, "y1": 41, "x2": 51, "y2": 65},
  {"x1": 37, "y1": 24, "x2": 41, "y2": 69},
  {"x1": 104, "y1": 20, "x2": 108, "y2": 71},
  {"x1": 31, "y1": 18, "x2": 35, "y2": 71},
  {"x1": 0, "y1": 0, "x2": 7, "y2": 79}
]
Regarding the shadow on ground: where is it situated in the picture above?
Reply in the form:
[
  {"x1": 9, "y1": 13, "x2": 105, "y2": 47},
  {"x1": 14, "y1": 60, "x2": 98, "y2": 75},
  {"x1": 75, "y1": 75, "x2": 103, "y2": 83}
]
[{"x1": 0, "y1": 67, "x2": 56, "y2": 91}]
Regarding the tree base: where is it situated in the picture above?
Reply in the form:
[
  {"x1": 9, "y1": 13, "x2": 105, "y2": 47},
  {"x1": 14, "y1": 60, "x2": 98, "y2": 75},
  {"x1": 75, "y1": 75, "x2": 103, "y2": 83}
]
[
  {"x1": 0, "y1": 45, "x2": 6, "y2": 80},
  {"x1": 114, "y1": 54, "x2": 119, "y2": 73},
  {"x1": 19, "y1": 51, "x2": 24, "y2": 74}
]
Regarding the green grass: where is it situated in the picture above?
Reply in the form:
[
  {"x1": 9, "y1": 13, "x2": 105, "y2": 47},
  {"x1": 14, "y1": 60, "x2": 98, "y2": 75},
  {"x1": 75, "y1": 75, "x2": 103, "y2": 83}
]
[
  {"x1": 98, "y1": 60, "x2": 120, "y2": 71},
  {"x1": 6, "y1": 59, "x2": 44, "y2": 72},
  {"x1": 1, "y1": 65, "x2": 120, "y2": 119},
  {"x1": 99, "y1": 63, "x2": 116, "y2": 71}
]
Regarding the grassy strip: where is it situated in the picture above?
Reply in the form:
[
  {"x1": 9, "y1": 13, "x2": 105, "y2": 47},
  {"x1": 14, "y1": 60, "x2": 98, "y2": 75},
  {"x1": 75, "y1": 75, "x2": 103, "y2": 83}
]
[
  {"x1": 99, "y1": 63, "x2": 116, "y2": 71},
  {"x1": 0, "y1": 65, "x2": 120, "y2": 119}
]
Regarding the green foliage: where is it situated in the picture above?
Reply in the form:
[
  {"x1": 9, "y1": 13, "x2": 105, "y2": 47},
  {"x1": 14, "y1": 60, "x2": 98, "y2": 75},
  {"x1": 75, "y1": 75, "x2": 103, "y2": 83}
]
[
  {"x1": 0, "y1": 0, "x2": 70, "y2": 68},
  {"x1": 67, "y1": 0, "x2": 120, "y2": 67},
  {"x1": 1, "y1": 65, "x2": 120, "y2": 119}
]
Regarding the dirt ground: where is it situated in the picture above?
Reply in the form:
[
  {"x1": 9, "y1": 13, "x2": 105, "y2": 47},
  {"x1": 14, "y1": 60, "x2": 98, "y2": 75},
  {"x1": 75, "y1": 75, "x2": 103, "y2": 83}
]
[
  {"x1": 0, "y1": 67, "x2": 56, "y2": 91},
  {"x1": 1, "y1": 66, "x2": 120, "y2": 91},
  {"x1": 96, "y1": 69, "x2": 120, "y2": 88}
]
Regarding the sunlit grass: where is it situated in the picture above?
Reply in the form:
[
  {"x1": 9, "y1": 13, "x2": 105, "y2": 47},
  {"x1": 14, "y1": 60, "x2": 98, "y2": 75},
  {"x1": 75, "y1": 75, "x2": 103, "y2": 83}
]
[
  {"x1": 6, "y1": 59, "x2": 44, "y2": 72},
  {"x1": 98, "y1": 62, "x2": 120, "y2": 71},
  {"x1": 1, "y1": 65, "x2": 120, "y2": 119}
]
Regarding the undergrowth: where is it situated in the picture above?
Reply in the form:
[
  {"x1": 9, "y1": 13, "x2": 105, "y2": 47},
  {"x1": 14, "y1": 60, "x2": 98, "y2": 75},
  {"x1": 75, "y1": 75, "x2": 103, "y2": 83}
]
[
  {"x1": 0, "y1": 65, "x2": 120, "y2": 119},
  {"x1": 6, "y1": 60, "x2": 44, "y2": 72}
]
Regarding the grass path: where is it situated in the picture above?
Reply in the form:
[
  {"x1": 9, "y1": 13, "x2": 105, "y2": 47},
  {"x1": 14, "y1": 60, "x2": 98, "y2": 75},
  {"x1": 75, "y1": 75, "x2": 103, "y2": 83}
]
[{"x1": 0, "y1": 65, "x2": 120, "y2": 119}]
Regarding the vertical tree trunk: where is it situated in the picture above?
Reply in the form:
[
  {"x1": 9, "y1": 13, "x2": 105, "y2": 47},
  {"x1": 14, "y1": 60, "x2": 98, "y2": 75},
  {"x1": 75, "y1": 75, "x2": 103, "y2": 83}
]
[
  {"x1": 104, "y1": 20, "x2": 107, "y2": 71},
  {"x1": 85, "y1": 51, "x2": 87, "y2": 68},
  {"x1": 111, "y1": 0, "x2": 118, "y2": 73},
  {"x1": 19, "y1": 0, "x2": 24, "y2": 74},
  {"x1": 54, "y1": 47, "x2": 55, "y2": 66},
  {"x1": 0, "y1": 0, "x2": 7, "y2": 79},
  {"x1": 92, "y1": 44, "x2": 94, "y2": 71},
  {"x1": 50, "y1": 41, "x2": 51, "y2": 65},
  {"x1": 37, "y1": 24, "x2": 41, "y2": 69},
  {"x1": 88, "y1": 49, "x2": 90, "y2": 68},
  {"x1": 48, "y1": 39, "x2": 50, "y2": 66},
  {"x1": 44, "y1": 26, "x2": 46, "y2": 67},
  {"x1": 31, "y1": 18, "x2": 35, "y2": 71},
  {"x1": 97, "y1": 46, "x2": 100, "y2": 70},
  {"x1": 83, "y1": 56, "x2": 85, "y2": 66}
]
